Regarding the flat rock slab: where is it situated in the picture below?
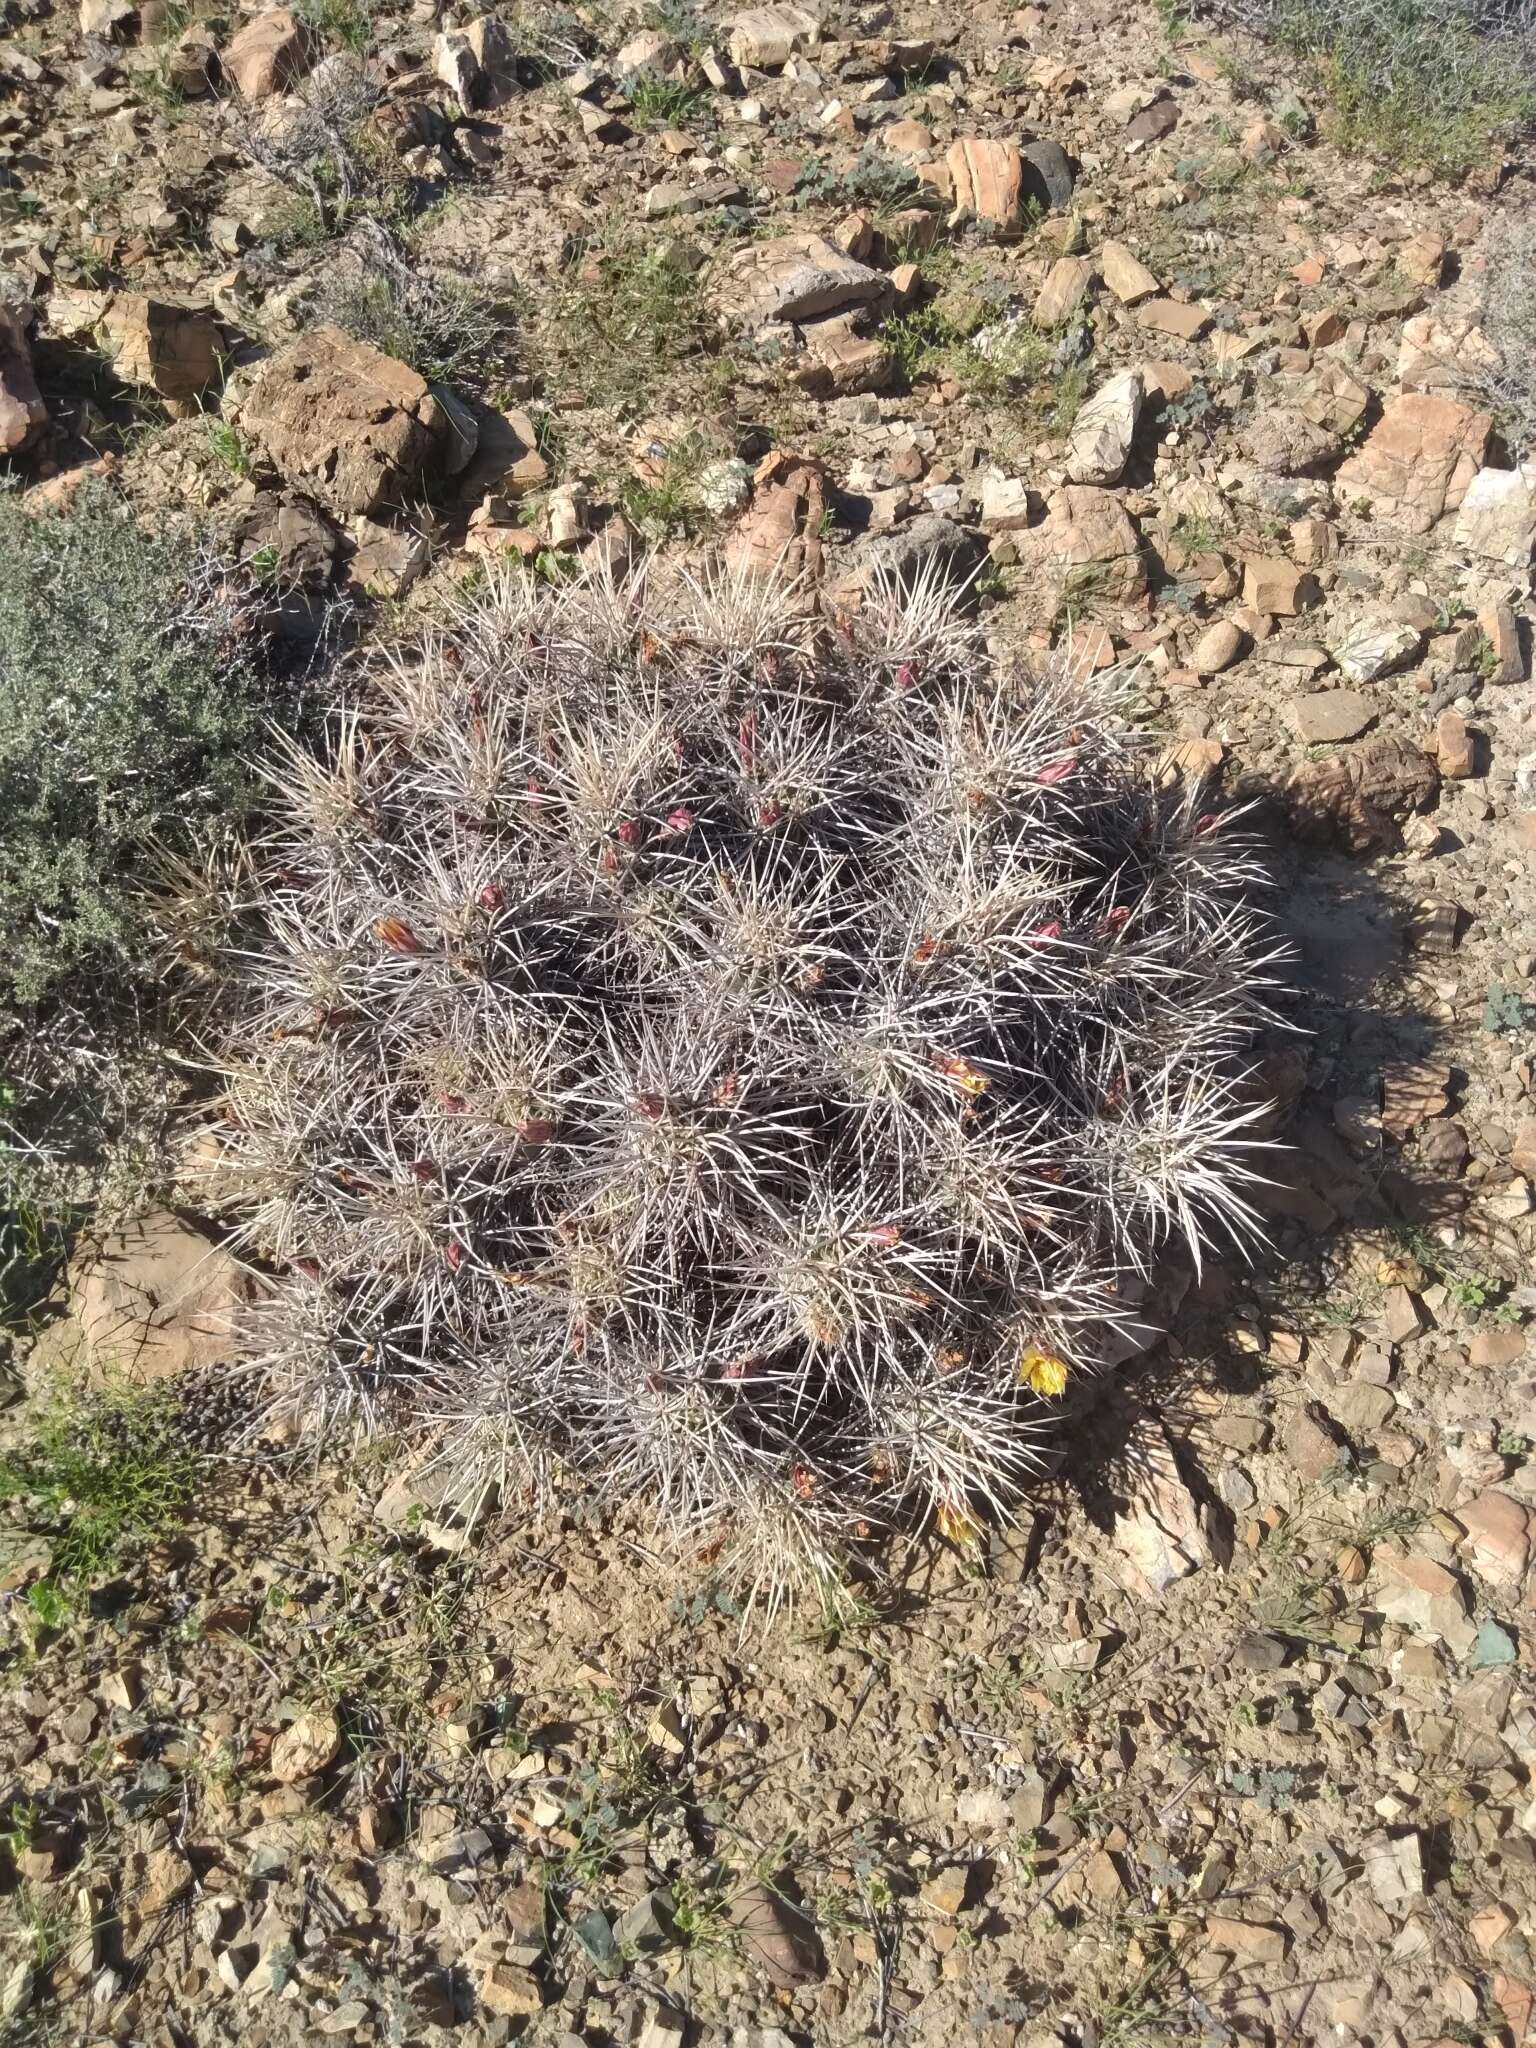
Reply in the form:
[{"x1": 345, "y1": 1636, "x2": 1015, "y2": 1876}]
[
  {"x1": 43, "y1": 1209, "x2": 255, "y2": 1387},
  {"x1": 714, "y1": 232, "x2": 892, "y2": 327},
  {"x1": 1289, "y1": 689, "x2": 1378, "y2": 744},
  {"x1": 1337, "y1": 391, "x2": 1491, "y2": 534}
]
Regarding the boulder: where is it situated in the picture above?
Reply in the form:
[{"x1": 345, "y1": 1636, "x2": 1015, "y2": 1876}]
[
  {"x1": 723, "y1": 450, "x2": 828, "y2": 581},
  {"x1": 240, "y1": 326, "x2": 458, "y2": 518},
  {"x1": 1063, "y1": 369, "x2": 1143, "y2": 486},
  {"x1": 0, "y1": 305, "x2": 47, "y2": 455},
  {"x1": 223, "y1": 7, "x2": 312, "y2": 96},
  {"x1": 1286, "y1": 737, "x2": 1440, "y2": 852},
  {"x1": 714, "y1": 233, "x2": 891, "y2": 328},
  {"x1": 1336, "y1": 392, "x2": 1491, "y2": 534}
]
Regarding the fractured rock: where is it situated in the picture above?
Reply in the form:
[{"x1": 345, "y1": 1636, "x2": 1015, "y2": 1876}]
[
  {"x1": 714, "y1": 232, "x2": 891, "y2": 328},
  {"x1": 724, "y1": 450, "x2": 828, "y2": 581},
  {"x1": 1288, "y1": 690, "x2": 1376, "y2": 744},
  {"x1": 98, "y1": 294, "x2": 217, "y2": 402},
  {"x1": 1336, "y1": 392, "x2": 1491, "y2": 534},
  {"x1": 55, "y1": 1210, "x2": 255, "y2": 1387},
  {"x1": 1285, "y1": 738, "x2": 1439, "y2": 852},
  {"x1": 1099, "y1": 239, "x2": 1160, "y2": 303},
  {"x1": 726, "y1": 3, "x2": 820, "y2": 68},
  {"x1": 1240, "y1": 405, "x2": 1343, "y2": 477},
  {"x1": 1332, "y1": 615, "x2": 1422, "y2": 684},
  {"x1": 1453, "y1": 462, "x2": 1536, "y2": 568},
  {"x1": 240, "y1": 326, "x2": 457, "y2": 519},
  {"x1": 946, "y1": 139, "x2": 1025, "y2": 230},
  {"x1": 223, "y1": 8, "x2": 313, "y2": 98},
  {"x1": 1010, "y1": 485, "x2": 1145, "y2": 602}
]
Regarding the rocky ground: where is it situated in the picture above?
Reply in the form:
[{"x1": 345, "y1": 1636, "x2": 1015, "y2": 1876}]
[{"x1": 3, "y1": 0, "x2": 1536, "y2": 2042}]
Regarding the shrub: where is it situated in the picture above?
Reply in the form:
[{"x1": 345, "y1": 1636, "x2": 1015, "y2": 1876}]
[
  {"x1": 199, "y1": 564, "x2": 1281, "y2": 1611},
  {"x1": 0, "y1": 484, "x2": 268, "y2": 1009},
  {"x1": 1196, "y1": 0, "x2": 1536, "y2": 175},
  {"x1": 1476, "y1": 218, "x2": 1536, "y2": 458},
  {"x1": 306, "y1": 219, "x2": 517, "y2": 392}
]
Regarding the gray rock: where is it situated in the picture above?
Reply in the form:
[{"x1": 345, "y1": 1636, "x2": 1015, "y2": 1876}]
[
  {"x1": 1021, "y1": 139, "x2": 1074, "y2": 210},
  {"x1": 1288, "y1": 690, "x2": 1377, "y2": 744}
]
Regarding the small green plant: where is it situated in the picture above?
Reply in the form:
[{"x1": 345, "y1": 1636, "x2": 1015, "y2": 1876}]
[
  {"x1": 795, "y1": 146, "x2": 923, "y2": 218},
  {"x1": 533, "y1": 220, "x2": 720, "y2": 415},
  {"x1": 294, "y1": 0, "x2": 374, "y2": 49},
  {"x1": 1485, "y1": 982, "x2": 1536, "y2": 1037},
  {"x1": 307, "y1": 220, "x2": 517, "y2": 391},
  {"x1": 0, "y1": 1378, "x2": 196, "y2": 1593},
  {"x1": 619, "y1": 436, "x2": 710, "y2": 541},
  {"x1": 205, "y1": 417, "x2": 250, "y2": 478},
  {"x1": 627, "y1": 71, "x2": 707, "y2": 127}
]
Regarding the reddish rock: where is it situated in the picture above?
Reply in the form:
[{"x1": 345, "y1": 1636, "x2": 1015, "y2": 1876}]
[
  {"x1": 945, "y1": 138, "x2": 1026, "y2": 230},
  {"x1": 1337, "y1": 392, "x2": 1491, "y2": 533},
  {"x1": 223, "y1": 7, "x2": 313, "y2": 97},
  {"x1": 0, "y1": 304, "x2": 47, "y2": 454},
  {"x1": 1456, "y1": 1491, "x2": 1533, "y2": 1586}
]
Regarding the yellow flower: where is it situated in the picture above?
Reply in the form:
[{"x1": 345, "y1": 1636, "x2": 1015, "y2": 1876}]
[
  {"x1": 1020, "y1": 1347, "x2": 1069, "y2": 1398},
  {"x1": 936, "y1": 1500, "x2": 985, "y2": 1556}
]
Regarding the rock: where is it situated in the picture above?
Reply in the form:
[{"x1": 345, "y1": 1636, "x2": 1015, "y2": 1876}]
[
  {"x1": 616, "y1": 1889, "x2": 676, "y2": 1955},
  {"x1": 1020, "y1": 139, "x2": 1074, "y2": 210},
  {"x1": 349, "y1": 519, "x2": 428, "y2": 600},
  {"x1": 726, "y1": 3, "x2": 820, "y2": 68},
  {"x1": 1328, "y1": 1382, "x2": 1396, "y2": 1436},
  {"x1": 793, "y1": 314, "x2": 895, "y2": 398},
  {"x1": 1374, "y1": 1548, "x2": 1472, "y2": 1646},
  {"x1": 1063, "y1": 369, "x2": 1143, "y2": 486},
  {"x1": 1284, "y1": 1403, "x2": 1348, "y2": 1480},
  {"x1": 168, "y1": 20, "x2": 217, "y2": 94},
  {"x1": 635, "y1": 2008, "x2": 687, "y2": 2048},
  {"x1": 1332, "y1": 614, "x2": 1422, "y2": 684},
  {"x1": 714, "y1": 233, "x2": 891, "y2": 328},
  {"x1": 1242, "y1": 557, "x2": 1320, "y2": 614},
  {"x1": 1286, "y1": 738, "x2": 1440, "y2": 852},
  {"x1": 241, "y1": 327, "x2": 457, "y2": 519},
  {"x1": 1192, "y1": 620, "x2": 1246, "y2": 674},
  {"x1": 724, "y1": 450, "x2": 828, "y2": 581},
  {"x1": 1435, "y1": 709, "x2": 1476, "y2": 779},
  {"x1": 1113, "y1": 1421, "x2": 1208, "y2": 1596},
  {"x1": 80, "y1": 0, "x2": 136, "y2": 28},
  {"x1": 945, "y1": 139, "x2": 1026, "y2": 230},
  {"x1": 728, "y1": 1883, "x2": 824, "y2": 1986},
  {"x1": 1136, "y1": 297, "x2": 1210, "y2": 342},
  {"x1": 270, "y1": 1708, "x2": 341, "y2": 1783},
  {"x1": 1035, "y1": 255, "x2": 1097, "y2": 327},
  {"x1": 98, "y1": 294, "x2": 217, "y2": 403},
  {"x1": 223, "y1": 7, "x2": 312, "y2": 98},
  {"x1": 837, "y1": 513, "x2": 983, "y2": 608},
  {"x1": 920, "y1": 1866, "x2": 971, "y2": 1916},
  {"x1": 0, "y1": 306, "x2": 47, "y2": 455},
  {"x1": 1099, "y1": 240, "x2": 1160, "y2": 303},
  {"x1": 980, "y1": 474, "x2": 1037, "y2": 530},
  {"x1": 1010, "y1": 486, "x2": 1145, "y2": 602},
  {"x1": 453, "y1": 402, "x2": 545, "y2": 509},
  {"x1": 434, "y1": 16, "x2": 517, "y2": 112},
  {"x1": 1234, "y1": 1630, "x2": 1288, "y2": 1671},
  {"x1": 1477, "y1": 600, "x2": 1524, "y2": 683},
  {"x1": 1288, "y1": 690, "x2": 1376, "y2": 744},
  {"x1": 54, "y1": 1211, "x2": 255, "y2": 1386},
  {"x1": 480, "y1": 1961, "x2": 543, "y2": 2018},
  {"x1": 1456, "y1": 1491, "x2": 1533, "y2": 1586},
  {"x1": 1363, "y1": 1829, "x2": 1424, "y2": 1907},
  {"x1": 1336, "y1": 392, "x2": 1491, "y2": 534},
  {"x1": 1286, "y1": 361, "x2": 1372, "y2": 437},
  {"x1": 1240, "y1": 406, "x2": 1342, "y2": 477},
  {"x1": 1205, "y1": 1916, "x2": 1288, "y2": 1966},
  {"x1": 1453, "y1": 462, "x2": 1536, "y2": 568},
  {"x1": 0, "y1": 1962, "x2": 32, "y2": 2026}
]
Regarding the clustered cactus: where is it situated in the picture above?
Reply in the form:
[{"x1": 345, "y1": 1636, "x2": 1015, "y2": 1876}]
[{"x1": 201, "y1": 560, "x2": 1280, "y2": 1610}]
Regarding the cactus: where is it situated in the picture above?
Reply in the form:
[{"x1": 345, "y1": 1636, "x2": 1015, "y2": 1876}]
[{"x1": 200, "y1": 560, "x2": 1283, "y2": 1611}]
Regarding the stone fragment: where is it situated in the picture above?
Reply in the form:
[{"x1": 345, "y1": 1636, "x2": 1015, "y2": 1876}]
[
  {"x1": 715, "y1": 233, "x2": 891, "y2": 327},
  {"x1": 1457, "y1": 1491, "x2": 1534, "y2": 1586},
  {"x1": 1332, "y1": 615, "x2": 1422, "y2": 684},
  {"x1": 223, "y1": 7, "x2": 312, "y2": 97},
  {"x1": 0, "y1": 306, "x2": 46, "y2": 455},
  {"x1": 1289, "y1": 690, "x2": 1375, "y2": 745},
  {"x1": 1453, "y1": 463, "x2": 1536, "y2": 567},
  {"x1": 1035, "y1": 256, "x2": 1096, "y2": 327},
  {"x1": 793, "y1": 314, "x2": 895, "y2": 398},
  {"x1": 1113, "y1": 1420, "x2": 1208, "y2": 1596},
  {"x1": 1136, "y1": 297, "x2": 1210, "y2": 342},
  {"x1": 945, "y1": 139, "x2": 1025, "y2": 230},
  {"x1": 1192, "y1": 620, "x2": 1245, "y2": 673},
  {"x1": 728, "y1": 1884, "x2": 824, "y2": 1986},
  {"x1": 80, "y1": 0, "x2": 135, "y2": 30},
  {"x1": 1374, "y1": 1548, "x2": 1471, "y2": 1646},
  {"x1": 1099, "y1": 240, "x2": 1160, "y2": 303},
  {"x1": 1284, "y1": 1403, "x2": 1348, "y2": 1480},
  {"x1": 1240, "y1": 406, "x2": 1342, "y2": 476},
  {"x1": 480, "y1": 1961, "x2": 543, "y2": 2018},
  {"x1": 1286, "y1": 361, "x2": 1371, "y2": 437},
  {"x1": 98, "y1": 294, "x2": 217, "y2": 402},
  {"x1": 1479, "y1": 601, "x2": 1524, "y2": 682},
  {"x1": 1363, "y1": 1829, "x2": 1424, "y2": 1906},
  {"x1": 1336, "y1": 392, "x2": 1491, "y2": 533},
  {"x1": 1205, "y1": 1916, "x2": 1287, "y2": 1966},
  {"x1": 1435, "y1": 709, "x2": 1476, "y2": 779},
  {"x1": 52, "y1": 1211, "x2": 255, "y2": 1387},
  {"x1": 240, "y1": 326, "x2": 454, "y2": 519},
  {"x1": 1063, "y1": 369, "x2": 1143, "y2": 486},
  {"x1": 433, "y1": 17, "x2": 518, "y2": 112},
  {"x1": 1020, "y1": 139, "x2": 1074, "y2": 210},
  {"x1": 1242, "y1": 557, "x2": 1320, "y2": 614},
  {"x1": 270, "y1": 1708, "x2": 341, "y2": 1783},
  {"x1": 726, "y1": 3, "x2": 820, "y2": 68}
]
